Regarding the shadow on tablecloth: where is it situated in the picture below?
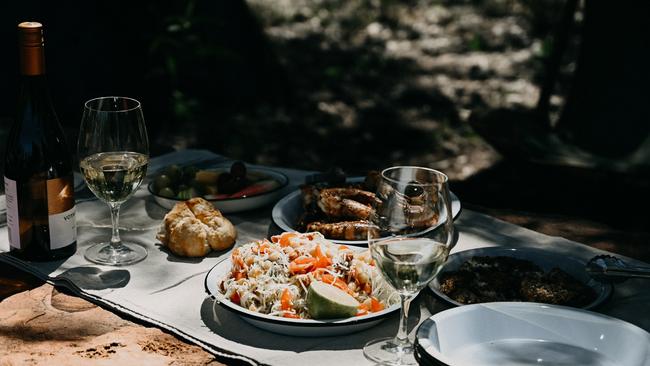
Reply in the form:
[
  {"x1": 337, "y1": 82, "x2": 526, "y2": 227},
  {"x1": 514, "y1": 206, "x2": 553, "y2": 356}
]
[{"x1": 199, "y1": 295, "x2": 426, "y2": 352}]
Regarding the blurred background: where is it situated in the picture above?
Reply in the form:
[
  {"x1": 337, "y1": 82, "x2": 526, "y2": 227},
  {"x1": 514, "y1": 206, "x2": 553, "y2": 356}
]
[{"x1": 1, "y1": 0, "x2": 649, "y2": 250}]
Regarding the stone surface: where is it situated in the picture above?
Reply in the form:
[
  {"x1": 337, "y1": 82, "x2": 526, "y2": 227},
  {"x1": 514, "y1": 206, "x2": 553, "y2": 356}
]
[{"x1": 0, "y1": 283, "x2": 221, "y2": 366}]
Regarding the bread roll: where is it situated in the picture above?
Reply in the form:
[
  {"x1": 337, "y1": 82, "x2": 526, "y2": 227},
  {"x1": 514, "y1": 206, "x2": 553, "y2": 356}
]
[{"x1": 157, "y1": 198, "x2": 237, "y2": 257}]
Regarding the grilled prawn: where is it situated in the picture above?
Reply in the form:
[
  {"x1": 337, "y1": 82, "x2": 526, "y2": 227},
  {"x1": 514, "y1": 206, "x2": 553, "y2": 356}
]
[
  {"x1": 317, "y1": 187, "x2": 380, "y2": 220},
  {"x1": 306, "y1": 220, "x2": 378, "y2": 240}
]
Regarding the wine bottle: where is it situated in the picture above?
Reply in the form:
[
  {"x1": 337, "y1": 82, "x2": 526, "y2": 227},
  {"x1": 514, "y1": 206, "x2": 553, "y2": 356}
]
[{"x1": 3, "y1": 22, "x2": 77, "y2": 261}]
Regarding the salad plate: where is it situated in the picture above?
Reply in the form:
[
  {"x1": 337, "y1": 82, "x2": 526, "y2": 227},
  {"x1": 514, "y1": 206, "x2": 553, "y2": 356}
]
[
  {"x1": 429, "y1": 247, "x2": 612, "y2": 310},
  {"x1": 271, "y1": 178, "x2": 461, "y2": 245},
  {"x1": 149, "y1": 165, "x2": 288, "y2": 213},
  {"x1": 204, "y1": 240, "x2": 400, "y2": 337},
  {"x1": 415, "y1": 302, "x2": 650, "y2": 366}
]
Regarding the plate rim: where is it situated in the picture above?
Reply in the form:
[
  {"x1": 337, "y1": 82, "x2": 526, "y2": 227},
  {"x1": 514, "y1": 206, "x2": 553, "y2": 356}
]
[
  {"x1": 271, "y1": 179, "x2": 462, "y2": 245},
  {"x1": 415, "y1": 302, "x2": 650, "y2": 366},
  {"x1": 428, "y1": 246, "x2": 613, "y2": 310},
  {"x1": 204, "y1": 247, "x2": 400, "y2": 328},
  {"x1": 148, "y1": 166, "x2": 289, "y2": 203}
]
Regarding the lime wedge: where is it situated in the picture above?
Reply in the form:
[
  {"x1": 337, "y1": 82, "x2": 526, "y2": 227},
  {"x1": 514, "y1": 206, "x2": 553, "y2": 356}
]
[{"x1": 307, "y1": 281, "x2": 360, "y2": 319}]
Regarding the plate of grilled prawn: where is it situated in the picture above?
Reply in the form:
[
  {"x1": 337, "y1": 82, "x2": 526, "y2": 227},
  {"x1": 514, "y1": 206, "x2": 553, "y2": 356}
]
[{"x1": 272, "y1": 174, "x2": 461, "y2": 245}]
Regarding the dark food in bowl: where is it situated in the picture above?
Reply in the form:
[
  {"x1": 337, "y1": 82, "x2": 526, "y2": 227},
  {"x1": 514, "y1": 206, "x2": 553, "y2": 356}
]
[
  {"x1": 438, "y1": 256, "x2": 597, "y2": 307},
  {"x1": 151, "y1": 161, "x2": 282, "y2": 201}
]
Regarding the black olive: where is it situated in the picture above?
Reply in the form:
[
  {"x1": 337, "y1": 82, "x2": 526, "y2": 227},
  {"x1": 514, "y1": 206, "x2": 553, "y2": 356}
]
[
  {"x1": 218, "y1": 172, "x2": 243, "y2": 194},
  {"x1": 182, "y1": 166, "x2": 200, "y2": 181},
  {"x1": 230, "y1": 161, "x2": 247, "y2": 178},
  {"x1": 404, "y1": 181, "x2": 424, "y2": 197}
]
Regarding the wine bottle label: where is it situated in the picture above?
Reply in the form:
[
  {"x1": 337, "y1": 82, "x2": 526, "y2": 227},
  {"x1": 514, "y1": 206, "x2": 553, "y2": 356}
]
[
  {"x1": 3, "y1": 176, "x2": 76, "y2": 250},
  {"x1": 46, "y1": 176, "x2": 76, "y2": 249},
  {"x1": 47, "y1": 206, "x2": 76, "y2": 249},
  {"x1": 4, "y1": 177, "x2": 21, "y2": 249}
]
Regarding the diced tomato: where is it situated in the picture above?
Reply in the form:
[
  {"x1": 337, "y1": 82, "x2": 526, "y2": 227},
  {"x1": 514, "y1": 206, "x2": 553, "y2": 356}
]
[
  {"x1": 313, "y1": 245, "x2": 332, "y2": 269},
  {"x1": 311, "y1": 268, "x2": 327, "y2": 279},
  {"x1": 294, "y1": 256, "x2": 316, "y2": 265},
  {"x1": 370, "y1": 297, "x2": 385, "y2": 312},
  {"x1": 231, "y1": 249, "x2": 244, "y2": 268},
  {"x1": 321, "y1": 274, "x2": 353, "y2": 295},
  {"x1": 357, "y1": 303, "x2": 370, "y2": 316},
  {"x1": 230, "y1": 291, "x2": 241, "y2": 304},
  {"x1": 279, "y1": 233, "x2": 297, "y2": 247},
  {"x1": 283, "y1": 312, "x2": 300, "y2": 319},
  {"x1": 257, "y1": 243, "x2": 271, "y2": 254},
  {"x1": 281, "y1": 288, "x2": 293, "y2": 310},
  {"x1": 289, "y1": 256, "x2": 317, "y2": 274}
]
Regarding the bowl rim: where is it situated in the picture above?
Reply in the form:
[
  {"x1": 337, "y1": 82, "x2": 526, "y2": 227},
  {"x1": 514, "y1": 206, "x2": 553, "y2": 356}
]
[{"x1": 148, "y1": 166, "x2": 289, "y2": 202}]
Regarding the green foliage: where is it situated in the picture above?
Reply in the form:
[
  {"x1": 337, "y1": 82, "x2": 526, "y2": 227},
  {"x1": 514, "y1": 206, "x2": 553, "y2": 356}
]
[{"x1": 468, "y1": 34, "x2": 485, "y2": 51}]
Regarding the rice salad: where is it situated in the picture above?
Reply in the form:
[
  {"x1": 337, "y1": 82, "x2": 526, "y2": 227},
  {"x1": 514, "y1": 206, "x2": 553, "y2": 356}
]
[{"x1": 218, "y1": 232, "x2": 398, "y2": 319}]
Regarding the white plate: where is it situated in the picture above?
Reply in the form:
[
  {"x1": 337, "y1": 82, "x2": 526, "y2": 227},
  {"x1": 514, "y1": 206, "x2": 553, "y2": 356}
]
[
  {"x1": 204, "y1": 248, "x2": 400, "y2": 337},
  {"x1": 149, "y1": 167, "x2": 288, "y2": 214},
  {"x1": 271, "y1": 179, "x2": 461, "y2": 245},
  {"x1": 415, "y1": 302, "x2": 650, "y2": 366},
  {"x1": 429, "y1": 247, "x2": 612, "y2": 310}
]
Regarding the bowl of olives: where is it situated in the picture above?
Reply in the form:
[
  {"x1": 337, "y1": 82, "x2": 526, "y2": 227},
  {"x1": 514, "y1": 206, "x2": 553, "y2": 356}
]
[{"x1": 148, "y1": 161, "x2": 289, "y2": 213}]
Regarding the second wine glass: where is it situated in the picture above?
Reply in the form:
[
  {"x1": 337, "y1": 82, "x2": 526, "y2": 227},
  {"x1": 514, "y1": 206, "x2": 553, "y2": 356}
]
[
  {"x1": 78, "y1": 96, "x2": 149, "y2": 266},
  {"x1": 364, "y1": 166, "x2": 455, "y2": 365}
]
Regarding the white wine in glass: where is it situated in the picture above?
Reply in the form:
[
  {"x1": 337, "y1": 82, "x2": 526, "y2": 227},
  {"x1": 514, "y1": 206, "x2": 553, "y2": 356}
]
[
  {"x1": 78, "y1": 97, "x2": 149, "y2": 266},
  {"x1": 80, "y1": 152, "x2": 148, "y2": 203},
  {"x1": 364, "y1": 166, "x2": 454, "y2": 365}
]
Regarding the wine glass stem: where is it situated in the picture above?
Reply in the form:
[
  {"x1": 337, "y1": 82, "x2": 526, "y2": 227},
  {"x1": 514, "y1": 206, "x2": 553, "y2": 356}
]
[
  {"x1": 395, "y1": 293, "x2": 412, "y2": 345},
  {"x1": 109, "y1": 203, "x2": 122, "y2": 248}
]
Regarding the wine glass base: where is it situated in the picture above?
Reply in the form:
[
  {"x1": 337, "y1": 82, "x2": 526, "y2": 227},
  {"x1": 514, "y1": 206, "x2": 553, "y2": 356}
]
[
  {"x1": 84, "y1": 242, "x2": 147, "y2": 266},
  {"x1": 363, "y1": 337, "x2": 417, "y2": 365}
]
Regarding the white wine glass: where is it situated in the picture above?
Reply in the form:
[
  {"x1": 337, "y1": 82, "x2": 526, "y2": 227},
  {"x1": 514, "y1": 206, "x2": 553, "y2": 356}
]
[
  {"x1": 364, "y1": 166, "x2": 455, "y2": 365},
  {"x1": 78, "y1": 96, "x2": 149, "y2": 266}
]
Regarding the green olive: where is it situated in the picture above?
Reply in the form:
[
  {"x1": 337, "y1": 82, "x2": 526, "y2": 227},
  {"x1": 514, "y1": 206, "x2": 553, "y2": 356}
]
[
  {"x1": 164, "y1": 165, "x2": 182, "y2": 183},
  {"x1": 182, "y1": 166, "x2": 200, "y2": 180},
  {"x1": 154, "y1": 174, "x2": 172, "y2": 191},
  {"x1": 158, "y1": 187, "x2": 175, "y2": 198}
]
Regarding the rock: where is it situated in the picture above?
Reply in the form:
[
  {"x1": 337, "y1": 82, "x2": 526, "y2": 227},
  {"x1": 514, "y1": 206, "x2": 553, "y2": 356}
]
[{"x1": 0, "y1": 284, "x2": 220, "y2": 365}]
